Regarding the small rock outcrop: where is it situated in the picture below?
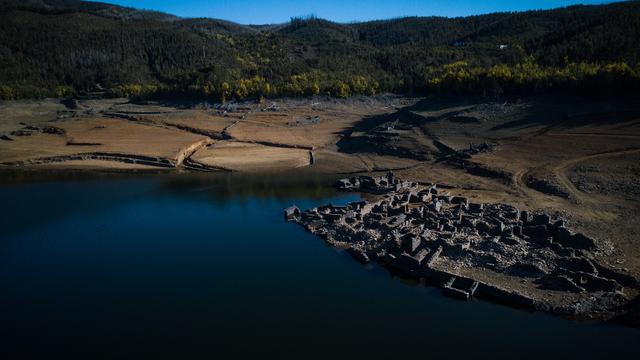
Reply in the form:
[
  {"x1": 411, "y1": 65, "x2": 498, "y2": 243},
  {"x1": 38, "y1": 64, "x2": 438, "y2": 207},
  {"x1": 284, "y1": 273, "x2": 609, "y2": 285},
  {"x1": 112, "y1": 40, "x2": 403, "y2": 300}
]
[
  {"x1": 286, "y1": 172, "x2": 637, "y2": 318},
  {"x1": 284, "y1": 205, "x2": 301, "y2": 221},
  {"x1": 9, "y1": 125, "x2": 66, "y2": 137}
]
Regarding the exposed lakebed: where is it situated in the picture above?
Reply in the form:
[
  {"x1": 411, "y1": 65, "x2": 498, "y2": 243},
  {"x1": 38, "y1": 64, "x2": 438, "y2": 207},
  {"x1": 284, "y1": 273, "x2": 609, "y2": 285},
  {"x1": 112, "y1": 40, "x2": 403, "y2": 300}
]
[{"x1": 0, "y1": 172, "x2": 637, "y2": 358}]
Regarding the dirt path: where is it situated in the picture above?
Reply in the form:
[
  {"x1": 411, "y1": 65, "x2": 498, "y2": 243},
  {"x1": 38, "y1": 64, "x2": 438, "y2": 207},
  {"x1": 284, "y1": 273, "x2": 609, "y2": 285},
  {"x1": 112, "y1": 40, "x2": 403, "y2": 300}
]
[
  {"x1": 220, "y1": 120, "x2": 240, "y2": 139},
  {"x1": 547, "y1": 132, "x2": 640, "y2": 139},
  {"x1": 552, "y1": 147, "x2": 640, "y2": 205},
  {"x1": 513, "y1": 147, "x2": 640, "y2": 206}
]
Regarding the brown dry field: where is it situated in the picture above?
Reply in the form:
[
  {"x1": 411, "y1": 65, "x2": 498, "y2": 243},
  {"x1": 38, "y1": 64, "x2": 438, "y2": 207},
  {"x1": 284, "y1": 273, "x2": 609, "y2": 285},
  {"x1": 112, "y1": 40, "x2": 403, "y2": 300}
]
[
  {"x1": 1, "y1": 94, "x2": 639, "y2": 285},
  {"x1": 192, "y1": 141, "x2": 312, "y2": 172}
]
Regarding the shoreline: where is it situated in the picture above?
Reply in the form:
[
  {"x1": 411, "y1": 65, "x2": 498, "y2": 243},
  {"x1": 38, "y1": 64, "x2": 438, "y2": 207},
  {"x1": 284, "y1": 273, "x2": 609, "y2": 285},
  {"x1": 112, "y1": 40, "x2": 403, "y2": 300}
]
[
  {"x1": 2, "y1": 94, "x2": 640, "y2": 325},
  {"x1": 287, "y1": 173, "x2": 640, "y2": 322}
]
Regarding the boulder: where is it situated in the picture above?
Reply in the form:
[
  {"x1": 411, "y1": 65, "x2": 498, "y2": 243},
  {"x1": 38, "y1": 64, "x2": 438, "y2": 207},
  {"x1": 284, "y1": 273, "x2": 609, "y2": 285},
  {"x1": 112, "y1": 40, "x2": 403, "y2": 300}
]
[{"x1": 284, "y1": 205, "x2": 300, "y2": 221}]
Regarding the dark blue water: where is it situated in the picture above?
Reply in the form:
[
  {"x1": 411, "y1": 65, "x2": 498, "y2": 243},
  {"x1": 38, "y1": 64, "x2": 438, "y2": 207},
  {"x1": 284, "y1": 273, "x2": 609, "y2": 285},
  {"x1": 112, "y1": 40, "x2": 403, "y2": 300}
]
[{"x1": 0, "y1": 172, "x2": 637, "y2": 359}]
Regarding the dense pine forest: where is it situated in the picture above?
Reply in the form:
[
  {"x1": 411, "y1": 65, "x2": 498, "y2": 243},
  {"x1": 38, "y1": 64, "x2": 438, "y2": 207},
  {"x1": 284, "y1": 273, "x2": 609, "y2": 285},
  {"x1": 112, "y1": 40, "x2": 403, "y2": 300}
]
[{"x1": 1, "y1": 0, "x2": 640, "y2": 100}]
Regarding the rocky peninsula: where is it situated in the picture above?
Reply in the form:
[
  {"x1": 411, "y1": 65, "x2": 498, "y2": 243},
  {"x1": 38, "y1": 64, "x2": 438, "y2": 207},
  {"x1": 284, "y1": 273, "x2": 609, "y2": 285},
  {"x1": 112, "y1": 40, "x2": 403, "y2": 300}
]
[{"x1": 286, "y1": 172, "x2": 639, "y2": 319}]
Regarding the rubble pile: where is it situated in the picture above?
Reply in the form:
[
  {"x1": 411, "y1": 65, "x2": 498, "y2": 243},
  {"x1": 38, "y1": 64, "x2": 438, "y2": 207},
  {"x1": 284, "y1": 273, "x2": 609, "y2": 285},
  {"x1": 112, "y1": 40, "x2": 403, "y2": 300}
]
[
  {"x1": 286, "y1": 172, "x2": 638, "y2": 316},
  {"x1": 9, "y1": 125, "x2": 65, "y2": 137}
]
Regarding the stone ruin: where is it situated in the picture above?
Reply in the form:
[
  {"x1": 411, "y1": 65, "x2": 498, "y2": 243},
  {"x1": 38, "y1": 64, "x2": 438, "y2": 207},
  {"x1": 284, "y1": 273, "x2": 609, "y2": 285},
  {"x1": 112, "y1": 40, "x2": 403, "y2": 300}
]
[
  {"x1": 286, "y1": 172, "x2": 638, "y2": 316},
  {"x1": 335, "y1": 171, "x2": 417, "y2": 194}
]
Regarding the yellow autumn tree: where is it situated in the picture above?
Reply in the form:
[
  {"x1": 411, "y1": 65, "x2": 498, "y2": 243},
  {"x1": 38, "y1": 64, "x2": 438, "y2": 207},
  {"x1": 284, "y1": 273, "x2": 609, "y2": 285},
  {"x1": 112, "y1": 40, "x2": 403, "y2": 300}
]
[
  {"x1": 221, "y1": 82, "x2": 231, "y2": 103},
  {"x1": 332, "y1": 80, "x2": 350, "y2": 98}
]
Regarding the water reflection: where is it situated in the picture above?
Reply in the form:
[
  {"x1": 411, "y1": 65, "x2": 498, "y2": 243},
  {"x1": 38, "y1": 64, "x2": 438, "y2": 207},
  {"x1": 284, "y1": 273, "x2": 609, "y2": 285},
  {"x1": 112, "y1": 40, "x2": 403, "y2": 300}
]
[
  {"x1": 0, "y1": 170, "x2": 342, "y2": 239},
  {"x1": 155, "y1": 171, "x2": 343, "y2": 203}
]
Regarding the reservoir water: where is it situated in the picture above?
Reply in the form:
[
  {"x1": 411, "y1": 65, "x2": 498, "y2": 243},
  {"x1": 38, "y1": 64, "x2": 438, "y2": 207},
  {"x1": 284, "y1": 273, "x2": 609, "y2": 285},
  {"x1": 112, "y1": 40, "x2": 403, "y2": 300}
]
[{"x1": 0, "y1": 172, "x2": 637, "y2": 359}]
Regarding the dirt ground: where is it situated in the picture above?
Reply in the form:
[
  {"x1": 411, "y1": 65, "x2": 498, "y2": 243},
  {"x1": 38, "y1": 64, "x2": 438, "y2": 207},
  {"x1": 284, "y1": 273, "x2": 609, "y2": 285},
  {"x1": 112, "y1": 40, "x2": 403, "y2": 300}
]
[
  {"x1": 0, "y1": 96, "x2": 410, "y2": 171},
  {"x1": 386, "y1": 96, "x2": 640, "y2": 283},
  {"x1": 1, "y1": 94, "x2": 639, "y2": 316},
  {"x1": 191, "y1": 141, "x2": 312, "y2": 172}
]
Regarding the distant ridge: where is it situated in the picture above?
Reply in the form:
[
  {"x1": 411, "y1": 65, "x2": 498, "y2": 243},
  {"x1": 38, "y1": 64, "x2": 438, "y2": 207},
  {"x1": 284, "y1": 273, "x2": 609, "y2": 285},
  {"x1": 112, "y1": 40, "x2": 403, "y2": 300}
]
[
  {"x1": 0, "y1": 0, "x2": 180, "y2": 21},
  {"x1": 0, "y1": 1, "x2": 638, "y2": 98}
]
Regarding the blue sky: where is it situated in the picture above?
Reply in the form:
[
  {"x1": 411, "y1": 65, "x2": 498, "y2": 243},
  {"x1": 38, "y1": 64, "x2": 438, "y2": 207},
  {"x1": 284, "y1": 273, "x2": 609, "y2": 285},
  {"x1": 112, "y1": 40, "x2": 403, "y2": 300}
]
[{"x1": 106, "y1": 0, "x2": 618, "y2": 24}]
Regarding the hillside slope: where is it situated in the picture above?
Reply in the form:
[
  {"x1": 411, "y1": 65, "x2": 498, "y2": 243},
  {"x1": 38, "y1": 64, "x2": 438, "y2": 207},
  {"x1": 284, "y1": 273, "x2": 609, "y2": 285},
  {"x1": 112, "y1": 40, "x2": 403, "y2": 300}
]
[{"x1": 0, "y1": 0, "x2": 639, "y2": 98}]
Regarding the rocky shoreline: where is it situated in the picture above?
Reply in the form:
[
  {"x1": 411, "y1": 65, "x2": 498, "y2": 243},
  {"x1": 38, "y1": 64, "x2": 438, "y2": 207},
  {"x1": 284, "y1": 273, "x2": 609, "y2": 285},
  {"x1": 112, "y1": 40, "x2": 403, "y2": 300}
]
[{"x1": 285, "y1": 172, "x2": 639, "y2": 319}]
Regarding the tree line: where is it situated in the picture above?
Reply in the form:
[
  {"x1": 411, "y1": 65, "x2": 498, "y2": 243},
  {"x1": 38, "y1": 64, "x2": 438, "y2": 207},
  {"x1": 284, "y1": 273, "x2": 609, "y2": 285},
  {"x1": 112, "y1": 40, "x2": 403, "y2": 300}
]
[
  {"x1": 2, "y1": 59, "x2": 638, "y2": 101},
  {"x1": 1, "y1": 1, "x2": 639, "y2": 100}
]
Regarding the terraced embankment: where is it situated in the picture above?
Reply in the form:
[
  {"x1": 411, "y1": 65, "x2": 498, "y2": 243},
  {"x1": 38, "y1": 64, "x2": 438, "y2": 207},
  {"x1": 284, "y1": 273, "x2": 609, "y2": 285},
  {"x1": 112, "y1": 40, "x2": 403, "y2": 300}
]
[
  {"x1": 2, "y1": 97, "x2": 415, "y2": 172},
  {"x1": 0, "y1": 117, "x2": 214, "y2": 170}
]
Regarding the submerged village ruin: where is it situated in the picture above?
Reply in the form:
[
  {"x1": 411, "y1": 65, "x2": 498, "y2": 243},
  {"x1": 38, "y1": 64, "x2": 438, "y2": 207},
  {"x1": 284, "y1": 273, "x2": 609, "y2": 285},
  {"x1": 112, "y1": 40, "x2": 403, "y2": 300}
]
[{"x1": 285, "y1": 172, "x2": 639, "y2": 318}]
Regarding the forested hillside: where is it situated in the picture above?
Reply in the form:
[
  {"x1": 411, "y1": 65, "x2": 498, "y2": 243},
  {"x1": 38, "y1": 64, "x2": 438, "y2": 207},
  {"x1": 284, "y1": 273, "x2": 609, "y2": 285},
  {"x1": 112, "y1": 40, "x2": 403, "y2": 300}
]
[{"x1": 1, "y1": 0, "x2": 639, "y2": 100}]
